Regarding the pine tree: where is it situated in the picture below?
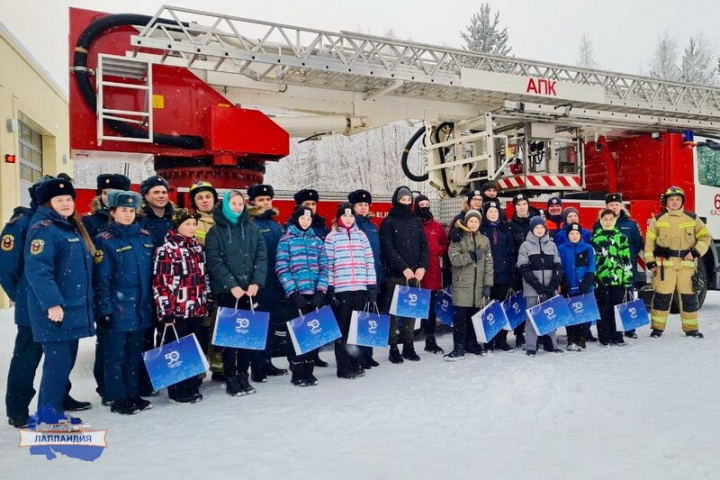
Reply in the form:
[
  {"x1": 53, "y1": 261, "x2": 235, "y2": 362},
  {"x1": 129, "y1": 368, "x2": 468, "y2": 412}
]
[
  {"x1": 576, "y1": 33, "x2": 598, "y2": 69},
  {"x1": 648, "y1": 31, "x2": 680, "y2": 81},
  {"x1": 460, "y1": 3, "x2": 512, "y2": 56},
  {"x1": 681, "y1": 34, "x2": 716, "y2": 85}
]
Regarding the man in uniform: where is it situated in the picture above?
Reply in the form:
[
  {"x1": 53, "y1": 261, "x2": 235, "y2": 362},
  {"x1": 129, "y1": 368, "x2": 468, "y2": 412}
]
[{"x1": 644, "y1": 186, "x2": 712, "y2": 338}]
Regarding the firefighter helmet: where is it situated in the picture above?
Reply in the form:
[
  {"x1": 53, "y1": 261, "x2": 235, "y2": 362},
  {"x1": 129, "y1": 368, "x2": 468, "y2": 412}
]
[
  {"x1": 662, "y1": 186, "x2": 685, "y2": 205},
  {"x1": 189, "y1": 180, "x2": 218, "y2": 209}
]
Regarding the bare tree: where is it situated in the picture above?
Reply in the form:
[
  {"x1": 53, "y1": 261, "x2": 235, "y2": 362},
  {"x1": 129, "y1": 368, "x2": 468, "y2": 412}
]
[
  {"x1": 460, "y1": 3, "x2": 512, "y2": 56},
  {"x1": 648, "y1": 30, "x2": 680, "y2": 81},
  {"x1": 681, "y1": 33, "x2": 717, "y2": 85},
  {"x1": 576, "y1": 33, "x2": 598, "y2": 69}
]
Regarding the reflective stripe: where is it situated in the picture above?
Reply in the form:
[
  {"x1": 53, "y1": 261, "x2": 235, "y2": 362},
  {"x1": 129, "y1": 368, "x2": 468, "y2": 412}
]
[
  {"x1": 656, "y1": 222, "x2": 671, "y2": 228},
  {"x1": 646, "y1": 231, "x2": 657, "y2": 240},
  {"x1": 651, "y1": 315, "x2": 668, "y2": 324},
  {"x1": 657, "y1": 259, "x2": 673, "y2": 266},
  {"x1": 644, "y1": 253, "x2": 655, "y2": 261},
  {"x1": 679, "y1": 222, "x2": 696, "y2": 229},
  {"x1": 696, "y1": 227, "x2": 709, "y2": 238},
  {"x1": 681, "y1": 318, "x2": 699, "y2": 327},
  {"x1": 680, "y1": 261, "x2": 696, "y2": 268}
]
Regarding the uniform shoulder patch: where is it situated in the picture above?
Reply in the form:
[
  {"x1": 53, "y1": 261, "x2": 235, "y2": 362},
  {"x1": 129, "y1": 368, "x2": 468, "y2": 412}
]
[
  {"x1": 1, "y1": 234, "x2": 15, "y2": 252},
  {"x1": 140, "y1": 228, "x2": 151, "y2": 236},
  {"x1": 37, "y1": 219, "x2": 54, "y2": 228},
  {"x1": 7, "y1": 214, "x2": 24, "y2": 225},
  {"x1": 99, "y1": 231, "x2": 114, "y2": 240},
  {"x1": 93, "y1": 250, "x2": 105, "y2": 264},
  {"x1": 30, "y1": 239, "x2": 45, "y2": 255}
]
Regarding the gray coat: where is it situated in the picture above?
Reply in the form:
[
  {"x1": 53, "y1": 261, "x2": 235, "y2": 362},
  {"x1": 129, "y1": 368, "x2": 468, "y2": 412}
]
[
  {"x1": 448, "y1": 222, "x2": 493, "y2": 308},
  {"x1": 516, "y1": 232, "x2": 562, "y2": 299}
]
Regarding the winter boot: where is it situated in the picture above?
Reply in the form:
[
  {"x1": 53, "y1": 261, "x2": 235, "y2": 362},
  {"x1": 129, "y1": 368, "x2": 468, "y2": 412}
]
[
  {"x1": 290, "y1": 361, "x2": 308, "y2": 387},
  {"x1": 443, "y1": 345, "x2": 465, "y2": 361},
  {"x1": 650, "y1": 329, "x2": 664, "y2": 338},
  {"x1": 62, "y1": 396, "x2": 92, "y2": 412},
  {"x1": 131, "y1": 396, "x2": 153, "y2": 411},
  {"x1": 251, "y1": 368, "x2": 268, "y2": 383},
  {"x1": 211, "y1": 372, "x2": 226, "y2": 382},
  {"x1": 238, "y1": 373, "x2": 256, "y2": 395},
  {"x1": 542, "y1": 335, "x2": 555, "y2": 352},
  {"x1": 304, "y1": 361, "x2": 318, "y2": 386},
  {"x1": 401, "y1": 342, "x2": 421, "y2": 361},
  {"x1": 312, "y1": 351, "x2": 329, "y2": 368},
  {"x1": 388, "y1": 344, "x2": 404, "y2": 364},
  {"x1": 8, "y1": 416, "x2": 29, "y2": 428},
  {"x1": 111, "y1": 398, "x2": 140, "y2": 415},
  {"x1": 526, "y1": 349, "x2": 536, "y2": 357},
  {"x1": 265, "y1": 361, "x2": 288, "y2": 376},
  {"x1": 551, "y1": 348, "x2": 564, "y2": 353},
  {"x1": 494, "y1": 337, "x2": 513, "y2": 352},
  {"x1": 686, "y1": 330, "x2": 704, "y2": 339},
  {"x1": 577, "y1": 337, "x2": 587, "y2": 350},
  {"x1": 226, "y1": 376, "x2": 243, "y2": 396},
  {"x1": 566, "y1": 342, "x2": 582, "y2": 352},
  {"x1": 424, "y1": 336, "x2": 444, "y2": 354},
  {"x1": 515, "y1": 332, "x2": 526, "y2": 349},
  {"x1": 625, "y1": 329, "x2": 638, "y2": 339}
]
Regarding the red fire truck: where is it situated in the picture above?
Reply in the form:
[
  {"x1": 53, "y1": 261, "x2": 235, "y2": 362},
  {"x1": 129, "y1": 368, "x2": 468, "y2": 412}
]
[{"x1": 68, "y1": 6, "x2": 720, "y2": 306}]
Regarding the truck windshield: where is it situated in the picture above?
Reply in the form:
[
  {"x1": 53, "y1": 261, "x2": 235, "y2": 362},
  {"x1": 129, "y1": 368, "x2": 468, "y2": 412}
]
[{"x1": 697, "y1": 141, "x2": 720, "y2": 187}]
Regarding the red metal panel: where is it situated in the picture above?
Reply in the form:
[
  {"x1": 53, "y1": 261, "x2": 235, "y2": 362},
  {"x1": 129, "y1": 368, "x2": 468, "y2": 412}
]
[{"x1": 210, "y1": 106, "x2": 289, "y2": 159}]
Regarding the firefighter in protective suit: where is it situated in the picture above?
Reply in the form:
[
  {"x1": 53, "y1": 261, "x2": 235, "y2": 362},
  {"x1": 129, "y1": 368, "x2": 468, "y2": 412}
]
[{"x1": 644, "y1": 187, "x2": 712, "y2": 338}]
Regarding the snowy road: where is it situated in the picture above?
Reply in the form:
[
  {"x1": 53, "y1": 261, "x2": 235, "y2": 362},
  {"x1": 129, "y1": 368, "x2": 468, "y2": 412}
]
[{"x1": 1, "y1": 295, "x2": 719, "y2": 479}]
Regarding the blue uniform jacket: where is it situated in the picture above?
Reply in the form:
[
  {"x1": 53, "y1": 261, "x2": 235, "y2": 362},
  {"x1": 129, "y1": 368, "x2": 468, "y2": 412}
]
[
  {"x1": 355, "y1": 214, "x2": 386, "y2": 285},
  {"x1": 24, "y1": 206, "x2": 95, "y2": 343},
  {"x1": 82, "y1": 208, "x2": 111, "y2": 239},
  {"x1": 480, "y1": 220, "x2": 516, "y2": 285},
  {"x1": 140, "y1": 204, "x2": 174, "y2": 248},
  {"x1": 0, "y1": 207, "x2": 34, "y2": 326},
  {"x1": 93, "y1": 223, "x2": 154, "y2": 332},
  {"x1": 558, "y1": 239, "x2": 596, "y2": 296},
  {"x1": 250, "y1": 208, "x2": 285, "y2": 304}
]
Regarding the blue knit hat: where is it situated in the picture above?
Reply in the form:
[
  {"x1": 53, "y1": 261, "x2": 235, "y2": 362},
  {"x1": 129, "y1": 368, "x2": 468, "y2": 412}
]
[{"x1": 529, "y1": 216, "x2": 546, "y2": 230}]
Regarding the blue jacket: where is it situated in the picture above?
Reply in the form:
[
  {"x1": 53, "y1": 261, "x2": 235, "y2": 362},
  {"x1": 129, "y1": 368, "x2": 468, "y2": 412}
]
[
  {"x1": 82, "y1": 200, "x2": 111, "y2": 239},
  {"x1": 554, "y1": 227, "x2": 593, "y2": 247},
  {"x1": 24, "y1": 206, "x2": 95, "y2": 343},
  {"x1": 250, "y1": 207, "x2": 285, "y2": 303},
  {"x1": 93, "y1": 223, "x2": 154, "y2": 332},
  {"x1": 140, "y1": 204, "x2": 174, "y2": 248},
  {"x1": 558, "y1": 239, "x2": 596, "y2": 296},
  {"x1": 355, "y1": 214, "x2": 386, "y2": 285},
  {"x1": 276, "y1": 225, "x2": 329, "y2": 296},
  {"x1": 480, "y1": 219, "x2": 516, "y2": 285},
  {"x1": 0, "y1": 207, "x2": 34, "y2": 326}
]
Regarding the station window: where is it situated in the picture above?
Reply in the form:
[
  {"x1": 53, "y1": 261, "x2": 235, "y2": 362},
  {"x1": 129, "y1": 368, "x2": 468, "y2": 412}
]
[{"x1": 18, "y1": 120, "x2": 43, "y2": 184}]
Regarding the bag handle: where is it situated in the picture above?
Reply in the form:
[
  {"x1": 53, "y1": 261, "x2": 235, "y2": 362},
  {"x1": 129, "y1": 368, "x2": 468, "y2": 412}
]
[
  {"x1": 234, "y1": 295, "x2": 256, "y2": 314},
  {"x1": 362, "y1": 301, "x2": 381, "y2": 315},
  {"x1": 158, "y1": 323, "x2": 180, "y2": 348}
]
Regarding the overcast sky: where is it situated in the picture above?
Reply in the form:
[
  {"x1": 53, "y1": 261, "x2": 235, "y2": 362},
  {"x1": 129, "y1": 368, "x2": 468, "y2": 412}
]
[{"x1": 2, "y1": 0, "x2": 719, "y2": 96}]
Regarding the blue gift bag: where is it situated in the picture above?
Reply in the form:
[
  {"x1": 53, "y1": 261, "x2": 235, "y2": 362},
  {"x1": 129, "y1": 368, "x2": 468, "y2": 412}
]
[
  {"x1": 142, "y1": 326, "x2": 209, "y2": 391},
  {"x1": 501, "y1": 291, "x2": 527, "y2": 331},
  {"x1": 614, "y1": 298, "x2": 650, "y2": 332},
  {"x1": 389, "y1": 284, "x2": 431, "y2": 319},
  {"x1": 471, "y1": 300, "x2": 509, "y2": 343},
  {"x1": 212, "y1": 306, "x2": 270, "y2": 350},
  {"x1": 348, "y1": 309, "x2": 391, "y2": 348},
  {"x1": 434, "y1": 290, "x2": 454, "y2": 326},
  {"x1": 565, "y1": 293, "x2": 601, "y2": 327},
  {"x1": 287, "y1": 306, "x2": 342, "y2": 355},
  {"x1": 526, "y1": 295, "x2": 575, "y2": 336}
]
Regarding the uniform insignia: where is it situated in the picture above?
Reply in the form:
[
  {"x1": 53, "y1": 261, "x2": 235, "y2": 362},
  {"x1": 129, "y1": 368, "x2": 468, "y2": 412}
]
[
  {"x1": 38, "y1": 219, "x2": 53, "y2": 227},
  {"x1": 144, "y1": 243, "x2": 154, "y2": 248},
  {"x1": 7, "y1": 214, "x2": 23, "y2": 225},
  {"x1": 100, "y1": 231, "x2": 114, "y2": 240},
  {"x1": 140, "y1": 228, "x2": 151, "y2": 236},
  {"x1": 93, "y1": 250, "x2": 105, "y2": 264},
  {"x1": 67, "y1": 237, "x2": 80, "y2": 243},
  {"x1": 1, "y1": 234, "x2": 14, "y2": 252},
  {"x1": 30, "y1": 239, "x2": 45, "y2": 255},
  {"x1": 116, "y1": 246, "x2": 132, "y2": 253}
]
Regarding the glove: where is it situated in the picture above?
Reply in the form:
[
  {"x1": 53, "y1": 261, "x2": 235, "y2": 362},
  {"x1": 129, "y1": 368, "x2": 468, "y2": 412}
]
[
  {"x1": 560, "y1": 278, "x2": 571, "y2": 297},
  {"x1": 482, "y1": 286, "x2": 492, "y2": 299},
  {"x1": 469, "y1": 248, "x2": 485, "y2": 262},
  {"x1": 646, "y1": 261, "x2": 657, "y2": 271},
  {"x1": 326, "y1": 287, "x2": 340, "y2": 308},
  {"x1": 290, "y1": 292, "x2": 307, "y2": 309},
  {"x1": 367, "y1": 286, "x2": 378, "y2": 304},
  {"x1": 97, "y1": 314, "x2": 113, "y2": 330},
  {"x1": 579, "y1": 273, "x2": 595, "y2": 293},
  {"x1": 311, "y1": 291, "x2": 325, "y2": 308}
]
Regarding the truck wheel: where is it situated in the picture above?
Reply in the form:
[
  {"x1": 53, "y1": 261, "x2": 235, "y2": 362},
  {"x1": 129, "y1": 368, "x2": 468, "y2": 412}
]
[{"x1": 638, "y1": 261, "x2": 707, "y2": 313}]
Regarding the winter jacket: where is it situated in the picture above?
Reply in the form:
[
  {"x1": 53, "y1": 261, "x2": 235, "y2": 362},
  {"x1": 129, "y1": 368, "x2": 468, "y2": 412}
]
[
  {"x1": 249, "y1": 206, "x2": 285, "y2": 303},
  {"x1": 276, "y1": 225, "x2": 329, "y2": 297},
  {"x1": 82, "y1": 198, "x2": 111, "y2": 239},
  {"x1": 0, "y1": 206, "x2": 34, "y2": 326},
  {"x1": 558, "y1": 239, "x2": 596, "y2": 296},
  {"x1": 591, "y1": 227, "x2": 633, "y2": 288},
  {"x1": 594, "y1": 211, "x2": 643, "y2": 279},
  {"x1": 325, "y1": 223, "x2": 377, "y2": 293},
  {"x1": 93, "y1": 223, "x2": 154, "y2": 331},
  {"x1": 554, "y1": 227, "x2": 592, "y2": 247},
  {"x1": 195, "y1": 210, "x2": 215, "y2": 247},
  {"x1": 517, "y1": 232, "x2": 562, "y2": 299},
  {"x1": 153, "y1": 230, "x2": 210, "y2": 320},
  {"x1": 380, "y1": 189, "x2": 429, "y2": 278},
  {"x1": 311, "y1": 215, "x2": 331, "y2": 240},
  {"x1": 508, "y1": 214, "x2": 532, "y2": 254},
  {"x1": 480, "y1": 219, "x2": 516, "y2": 285},
  {"x1": 546, "y1": 215, "x2": 564, "y2": 239},
  {"x1": 140, "y1": 204, "x2": 174, "y2": 248},
  {"x1": 421, "y1": 217, "x2": 448, "y2": 291},
  {"x1": 355, "y1": 214, "x2": 386, "y2": 286},
  {"x1": 24, "y1": 206, "x2": 95, "y2": 343},
  {"x1": 448, "y1": 221, "x2": 493, "y2": 308},
  {"x1": 205, "y1": 203, "x2": 268, "y2": 297}
]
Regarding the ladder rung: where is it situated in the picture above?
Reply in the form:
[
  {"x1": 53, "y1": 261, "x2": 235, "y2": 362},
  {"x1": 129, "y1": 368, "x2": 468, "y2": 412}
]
[
  {"x1": 102, "y1": 114, "x2": 147, "y2": 125},
  {"x1": 101, "y1": 81, "x2": 150, "y2": 90},
  {"x1": 102, "y1": 108, "x2": 150, "y2": 117},
  {"x1": 98, "y1": 135, "x2": 152, "y2": 143}
]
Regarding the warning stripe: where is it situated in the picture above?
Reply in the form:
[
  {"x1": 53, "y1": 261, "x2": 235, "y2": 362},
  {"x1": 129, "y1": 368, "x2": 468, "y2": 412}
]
[{"x1": 498, "y1": 175, "x2": 581, "y2": 189}]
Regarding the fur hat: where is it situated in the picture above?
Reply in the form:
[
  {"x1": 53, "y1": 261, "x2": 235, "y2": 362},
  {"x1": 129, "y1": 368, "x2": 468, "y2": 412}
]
[
  {"x1": 107, "y1": 190, "x2": 142, "y2": 209},
  {"x1": 348, "y1": 189, "x2": 372, "y2": 205},
  {"x1": 140, "y1": 175, "x2": 169, "y2": 196},
  {"x1": 36, "y1": 178, "x2": 76, "y2": 205},
  {"x1": 605, "y1": 193, "x2": 623, "y2": 204},
  {"x1": 247, "y1": 184, "x2": 275, "y2": 201},
  {"x1": 96, "y1": 174, "x2": 131, "y2": 194},
  {"x1": 294, "y1": 188, "x2": 319, "y2": 205}
]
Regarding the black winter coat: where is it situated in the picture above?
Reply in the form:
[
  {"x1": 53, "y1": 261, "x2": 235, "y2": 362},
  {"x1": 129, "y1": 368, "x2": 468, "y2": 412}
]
[
  {"x1": 480, "y1": 219, "x2": 516, "y2": 285},
  {"x1": 509, "y1": 214, "x2": 531, "y2": 254},
  {"x1": 380, "y1": 199, "x2": 429, "y2": 278}
]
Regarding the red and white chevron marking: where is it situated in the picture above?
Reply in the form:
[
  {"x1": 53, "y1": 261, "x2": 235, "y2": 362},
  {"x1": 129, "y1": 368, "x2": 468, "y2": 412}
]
[{"x1": 497, "y1": 175, "x2": 581, "y2": 190}]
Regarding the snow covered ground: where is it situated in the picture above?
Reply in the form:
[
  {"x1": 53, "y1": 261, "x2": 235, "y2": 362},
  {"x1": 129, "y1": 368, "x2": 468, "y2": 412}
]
[{"x1": 1, "y1": 294, "x2": 719, "y2": 479}]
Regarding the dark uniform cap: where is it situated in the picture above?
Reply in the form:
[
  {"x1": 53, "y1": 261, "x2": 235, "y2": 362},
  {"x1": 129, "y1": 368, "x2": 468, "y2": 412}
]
[
  {"x1": 35, "y1": 178, "x2": 76, "y2": 205},
  {"x1": 348, "y1": 189, "x2": 372, "y2": 205},
  {"x1": 97, "y1": 174, "x2": 131, "y2": 193},
  {"x1": 107, "y1": 190, "x2": 142, "y2": 209},
  {"x1": 140, "y1": 175, "x2": 169, "y2": 195},
  {"x1": 294, "y1": 189, "x2": 319, "y2": 205},
  {"x1": 605, "y1": 193, "x2": 623, "y2": 204},
  {"x1": 247, "y1": 184, "x2": 275, "y2": 201}
]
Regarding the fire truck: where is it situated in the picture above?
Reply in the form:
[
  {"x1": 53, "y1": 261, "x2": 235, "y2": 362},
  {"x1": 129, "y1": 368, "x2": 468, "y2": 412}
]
[{"x1": 68, "y1": 6, "x2": 720, "y2": 307}]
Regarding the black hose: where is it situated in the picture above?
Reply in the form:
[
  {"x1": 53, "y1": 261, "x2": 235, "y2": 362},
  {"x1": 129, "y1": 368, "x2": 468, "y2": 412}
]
[
  {"x1": 432, "y1": 122, "x2": 456, "y2": 198},
  {"x1": 73, "y1": 13, "x2": 204, "y2": 149},
  {"x1": 401, "y1": 127, "x2": 428, "y2": 182}
]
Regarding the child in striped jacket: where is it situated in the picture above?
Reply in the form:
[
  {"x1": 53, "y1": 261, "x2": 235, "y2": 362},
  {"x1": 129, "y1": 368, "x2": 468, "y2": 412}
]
[
  {"x1": 275, "y1": 206, "x2": 329, "y2": 386},
  {"x1": 324, "y1": 203, "x2": 377, "y2": 379}
]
